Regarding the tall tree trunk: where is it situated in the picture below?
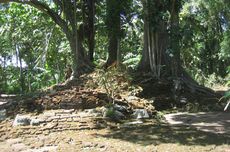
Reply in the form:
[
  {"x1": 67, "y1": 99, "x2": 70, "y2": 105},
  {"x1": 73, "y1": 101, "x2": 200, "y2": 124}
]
[
  {"x1": 87, "y1": 0, "x2": 95, "y2": 62},
  {"x1": 170, "y1": 0, "x2": 181, "y2": 77},
  {"x1": 105, "y1": 0, "x2": 121, "y2": 67},
  {"x1": 138, "y1": 0, "x2": 219, "y2": 98},
  {"x1": 67, "y1": 0, "x2": 92, "y2": 79},
  {"x1": 138, "y1": 13, "x2": 150, "y2": 71},
  {"x1": 106, "y1": 34, "x2": 119, "y2": 66},
  {"x1": 138, "y1": 0, "x2": 169, "y2": 78}
]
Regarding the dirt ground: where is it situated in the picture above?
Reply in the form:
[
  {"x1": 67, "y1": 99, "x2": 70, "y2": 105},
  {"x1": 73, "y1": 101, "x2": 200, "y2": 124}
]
[
  {"x1": 0, "y1": 109, "x2": 230, "y2": 152},
  {"x1": 164, "y1": 112, "x2": 230, "y2": 134},
  {"x1": 0, "y1": 74, "x2": 229, "y2": 152}
]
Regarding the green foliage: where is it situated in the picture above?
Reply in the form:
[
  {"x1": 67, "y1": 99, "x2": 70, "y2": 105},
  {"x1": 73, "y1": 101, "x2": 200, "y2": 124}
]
[
  {"x1": 220, "y1": 30, "x2": 230, "y2": 60},
  {"x1": 123, "y1": 53, "x2": 141, "y2": 69},
  {"x1": 225, "y1": 91, "x2": 230, "y2": 99},
  {"x1": 180, "y1": 0, "x2": 230, "y2": 86},
  {"x1": 0, "y1": 3, "x2": 70, "y2": 94},
  {"x1": 104, "y1": 107, "x2": 116, "y2": 118},
  {"x1": 0, "y1": 0, "x2": 230, "y2": 95},
  {"x1": 97, "y1": 68, "x2": 120, "y2": 104}
]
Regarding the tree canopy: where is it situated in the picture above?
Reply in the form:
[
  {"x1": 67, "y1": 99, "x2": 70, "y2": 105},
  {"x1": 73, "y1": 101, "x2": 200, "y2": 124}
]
[{"x1": 0, "y1": 0, "x2": 229, "y2": 94}]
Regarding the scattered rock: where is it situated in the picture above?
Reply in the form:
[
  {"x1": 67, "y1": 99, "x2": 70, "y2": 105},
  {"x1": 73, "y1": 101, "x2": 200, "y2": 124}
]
[
  {"x1": 43, "y1": 123, "x2": 58, "y2": 130},
  {"x1": 103, "y1": 107, "x2": 125, "y2": 121},
  {"x1": 113, "y1": 110, "x2": 126, "y2": 120},
  {"x1": 132, "y1": 109, "x2": 149, "y2": 119},
  {"x1": 30, "y1": 118, "x2": 42, "y2": 126},
  {"x1": 13, "y1": 114, "x2": 31, "y2": 126},
  {"x1": 114, "y1": 104, "x2": 128, "y2": 113},
  {"x1": 0, "y1": 109, "x2": 6, "y2": 121}
]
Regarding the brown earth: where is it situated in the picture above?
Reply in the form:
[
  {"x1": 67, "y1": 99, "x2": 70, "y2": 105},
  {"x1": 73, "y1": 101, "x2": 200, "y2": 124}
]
[
  {"x1": 0, "y1": 71, "x2": 229, "y2": 152},
  {"x1": 0, "y1": 110, "x2": 230, "y2": 152}
]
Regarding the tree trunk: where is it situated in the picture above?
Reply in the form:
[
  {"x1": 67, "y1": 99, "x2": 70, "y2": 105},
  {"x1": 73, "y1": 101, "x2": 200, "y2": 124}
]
[
  {"x1": 138, "y1": 15, "x2": 150, "y2": 71},
  {"x1": 105, "y1": 0, "x2": 121, "y2": 68},
  {"x1": 106, "y1": 34, "x2": 119, "y2": 67},
  {"x1": 87, "y1": 0, "x2": 95, "y2": 62},
  {"x1": 66, "y1": 0, "x2": 93, "y2": 79},
  {"x1": 138, "y1": 0, "x2": 169, "y2": 78},
  {"x1": 170, "y1": 0, "x2": 181, "y2": 77},
  {"x1": 138, "y1": 0, "x2": 219, "y2": 99},
  {"x1": 0, "y1": 0, "x2": 93, "y2": 79}
]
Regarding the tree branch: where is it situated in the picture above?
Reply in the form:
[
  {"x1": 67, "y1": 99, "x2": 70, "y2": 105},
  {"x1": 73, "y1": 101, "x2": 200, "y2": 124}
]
[{"x1": 0, "y1": 0, "x2": 71, "y2": 36}]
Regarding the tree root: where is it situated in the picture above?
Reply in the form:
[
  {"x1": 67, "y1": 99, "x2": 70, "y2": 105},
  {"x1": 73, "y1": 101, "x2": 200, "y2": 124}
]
[{"x1": 179, "y1": 70, "x2": 221, "y2": 98}]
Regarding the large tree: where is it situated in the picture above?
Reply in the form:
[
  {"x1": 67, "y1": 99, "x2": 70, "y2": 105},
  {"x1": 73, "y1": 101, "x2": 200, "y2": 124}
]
[
  {"x1": 105, "y1": 0, "x2": 132, "y2": 67},
  {"x1": 138, "y1": 0, "x2": 218, "y2": 97},
  {"x1": 138, "y1": 0, "x2": 169, "y2": 78},
  {"x1": 0, "y1": 0, "x2": 94, "y2": 78},
  {"x1": 105, "y1": 0, "x2": 122, "y2": 67}
]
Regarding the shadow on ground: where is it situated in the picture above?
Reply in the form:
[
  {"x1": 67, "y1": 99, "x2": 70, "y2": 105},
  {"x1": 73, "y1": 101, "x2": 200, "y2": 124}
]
[
  {"x1": 164, "y1": 112, "x2": 230, "y2": 135},
  {"x1": 99, "y1": 123, "x2": 230, "y2": 146}
]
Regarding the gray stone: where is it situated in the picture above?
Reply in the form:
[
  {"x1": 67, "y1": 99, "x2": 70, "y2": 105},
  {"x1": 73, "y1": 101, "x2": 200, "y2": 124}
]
[
  {"x1": 133, "y1": 109, "x2": 149, "y2": 119},
  {"x1": 30, "y1": 119, "x2": 42, "y2": 126},
  {"x1": 103, "y1": 108, "x2": 125, "y2": 120},
  {"x1": 13, "y1": 114, "x2": 31, "y2": 126},
  {"x1": 114, "y1": 104, "x2": 128, "y2": 113},
  {"x1": 113, "y1": 110, "x2": 125, "y2": 120},
  {"x1": 0, "y1": 109, "x2": 6, "y2": 121}
]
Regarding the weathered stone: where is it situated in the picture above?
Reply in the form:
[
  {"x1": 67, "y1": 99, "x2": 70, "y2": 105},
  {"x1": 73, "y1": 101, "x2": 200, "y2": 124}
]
[
  {"x1": 133, "y1": 109, "x2": 149, "y2": 119},
  {"x1": 30, "y1": 119, "x2": 42, "y2": 126},
  {"x1": 0, "y1": 109, "x2": 6, "y2": 121},
  {"x1": 58, "y1": 118, "x2": 67, "y2": 122},
  {"x1": 114, "y1": 104, "x2": 128, "y2": 113},
  {"x1": 63, "y1": 109, "x2": 75, "y2": 113},
  {"x1": 13, "y1": 114, "x2": 31, "y2": 126},
  {"x1": 59, "y1": 115, "x2": 73, "y2": 119},
  {"x1": 42, "y1": 112, "x2": 55, "y2": 118},
  {"x1": 67, "y1": 118, "x2": 73, "y2": 122},
  {"x1": 42, "y1": 123, "x2": 58, "y2": 130},
  {"x1": 50, "y1": 116, "x2": 61, "y2": 120},
  {"x1": 73, "y1": 117, "x2": 80, "y2": 122},
  {"x1": 103, "y1": 108, "x2": 125, "y2": 120}
]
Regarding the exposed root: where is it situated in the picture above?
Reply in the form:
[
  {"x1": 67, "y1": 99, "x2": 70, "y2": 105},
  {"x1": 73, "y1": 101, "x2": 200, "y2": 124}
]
[{"x1": 180, "y1": 70, "x2": 221, "y2": 98}]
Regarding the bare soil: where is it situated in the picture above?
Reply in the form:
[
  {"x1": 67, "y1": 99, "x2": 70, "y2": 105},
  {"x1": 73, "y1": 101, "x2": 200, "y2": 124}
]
[
  {"x1": 0, "y1": 71, "x2": 229, "y2": 152},
  {"x1": 0, "y1": 109, "x2": 230, "y2": 152}
]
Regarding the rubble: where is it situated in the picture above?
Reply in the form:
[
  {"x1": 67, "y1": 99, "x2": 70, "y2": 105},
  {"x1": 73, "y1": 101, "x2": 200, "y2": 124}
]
[
  {"x1": 132, "y1": 109, "x2": 150, "y2": 119},
  {"x1": 13, "y1": 114, "x2": 31, "y2": 126},
  {"x1": 0, "y1": 109, "x2": 6, "y2": 121}
]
